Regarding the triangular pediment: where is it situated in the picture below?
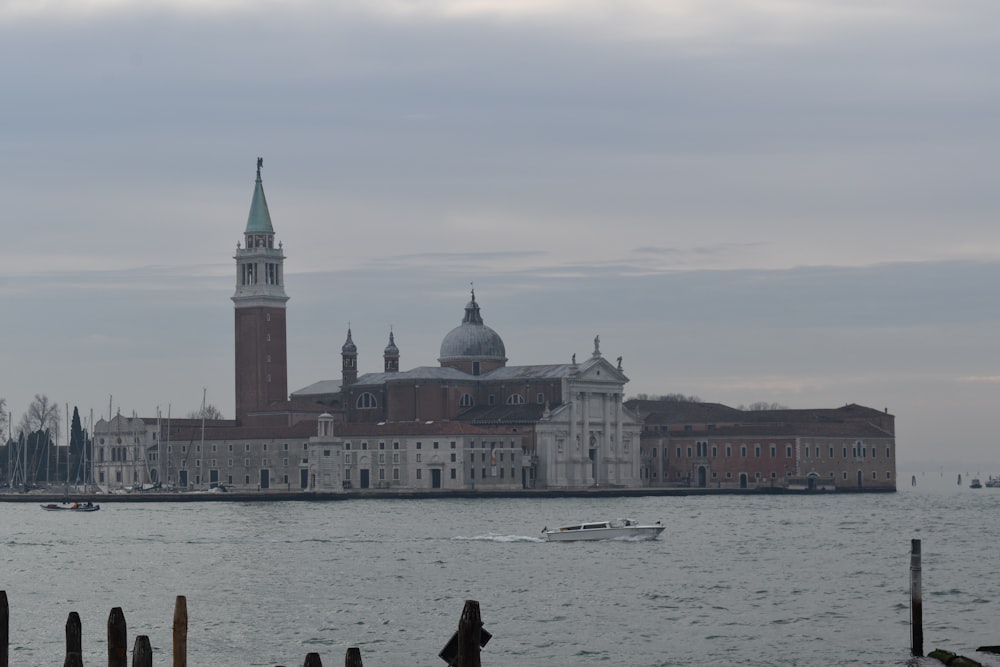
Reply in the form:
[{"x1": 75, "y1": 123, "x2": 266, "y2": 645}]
[{"x1": 575, "y1": 356, "x2": 629, "y2": 384}]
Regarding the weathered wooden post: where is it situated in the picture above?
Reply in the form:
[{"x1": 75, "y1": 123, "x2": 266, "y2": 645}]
[
  {"x1": 911, "y1": 538, "x2": 923, "y2": 657},
  {"x1": 1, "y1": 590, "x2": 9, "y2": 667},
  {"x1": 456, "y1": 600, "x2": 482, "y2": 667},
  {"x1": 108, "y1": 607, "x2": 128, "y2": 667},
  {"x1": 133, "y1": 636, "x2": 153, "y2": 667},
  {"x1": 303, "y1": 653, "x2": 322, "y2": 666},
  {"x1": 344, "y1": 647, "x2": 363, "y2": 667},
  {"x1": 173, "y1": 596, "x2": 187, "y2": 667},
  {"x1": 65, "y1": 611, "x2": 83, "y2": 667}
]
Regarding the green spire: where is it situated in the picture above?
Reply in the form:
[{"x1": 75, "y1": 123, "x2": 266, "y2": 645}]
[{"x1": 245, "y1": 157, "x2": 274, "y2": 234}]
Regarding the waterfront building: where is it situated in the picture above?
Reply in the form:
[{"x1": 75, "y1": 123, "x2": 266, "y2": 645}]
[
  {"x1": 629, "y1": 400, "x2": 896, "y2": 490},
  {"x1": 127, "y1": 161, "x2": 893, "y2": 494}
]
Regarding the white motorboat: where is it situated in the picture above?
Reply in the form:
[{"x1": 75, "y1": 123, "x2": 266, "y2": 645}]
[{"x1": 542, "y1": 518, "x2": 664, "y2": 542}]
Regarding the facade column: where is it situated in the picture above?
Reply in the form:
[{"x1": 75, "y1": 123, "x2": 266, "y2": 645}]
[{"x1": 581, "y1": 391, "x2": 590, "y2": 485}]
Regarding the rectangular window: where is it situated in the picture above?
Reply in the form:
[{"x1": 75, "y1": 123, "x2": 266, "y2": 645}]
[
  {"x1": 416, "y1": 469, "x2": 422, "y2": 479},
  {"x1": 450, "y1": 468, "x2": 457, "y2": 479},
  {"x1": 393, "y1": 468, "x2": 400, "y2": 480},
  {"x1": 450, "y1": 453, "x2": 456, "y2": 462},
  {"x1": 433, "y1": 441, "x2": 439, "y2": 449},
  {"x1": 770, "y1": 445, "x2": 776, "y2": 458},
  {"x1": 450, "y1": 441, "x2": 456, "y2": 449}
]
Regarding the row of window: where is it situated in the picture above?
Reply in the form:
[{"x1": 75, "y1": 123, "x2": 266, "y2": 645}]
[
  {"x1": 343, "y1": 440, "x2": 519, "y2": 451},
  {"x1": 164, "y1": 442, "x2": 307, "y2": 454},
  {"x1": 356, "y1": 391, "x2": 549, "y2": 409},
  {"x1": 667, "y1": 469, "x2": 895, "y2": 481},
  {"x1": 661, "y1": 444, "x2": 894, "y2": 460}
]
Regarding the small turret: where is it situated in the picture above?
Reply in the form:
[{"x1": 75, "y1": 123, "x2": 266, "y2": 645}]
[
  {"x1": 384, "y1": 330, "x2": 400, "y2": 373},
  {"x1": 341, "y1": 328, "x2": 358, "y2": 387}
]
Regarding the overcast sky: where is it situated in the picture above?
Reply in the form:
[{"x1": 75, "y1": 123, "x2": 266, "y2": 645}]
[{"x1": 1, "y1": 0, "x2": 998, "y2": 471}]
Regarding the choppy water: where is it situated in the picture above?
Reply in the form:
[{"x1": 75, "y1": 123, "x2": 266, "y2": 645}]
[{"x1": 1, "y1": 471, "x2": 998, "y2": 666}]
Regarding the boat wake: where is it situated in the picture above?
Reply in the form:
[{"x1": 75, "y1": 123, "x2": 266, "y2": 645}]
[{"x1": 453, "y1": 533, "x2": 545, "y2": 543}]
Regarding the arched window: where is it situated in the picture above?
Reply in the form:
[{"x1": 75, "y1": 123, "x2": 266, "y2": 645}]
[
  {"x1": 460, "y1": 394, "x2": 475, "y2": 407},
  {"x1": 506, "y1": 394, "x2": 525, "y2": 405},
  {"x1": 356, "y1": 392, "x2": 378, "y2": 409}
]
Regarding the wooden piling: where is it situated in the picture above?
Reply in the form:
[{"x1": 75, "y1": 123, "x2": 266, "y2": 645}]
[
  {"x1": 173, "y1": 595, "x2": 187, "y2": 667},
  {"x1": 64, "y1": 611, "x2": 83, "y2": 667},
  {"x1": 1, "y1": 590, "x2": 8, "y2": 667},
  {"x1": 911, "y1": 538, "x2": 923, "y2": 657},
  {"x1": 344, "y1": 647, "x2": 363, "y2": 667},
  {"x1": 456, "y1": 600, "x2": 482, "y2": 667},
  {"x1": 108, "y1": 607, "x2": 128, "y2": 667},
  {"x1": 133, "y1": 635, "x2": 153, "y2": 667},
  {"x1": 303, "y1": 653, "x2": 323, "y2": 666}
]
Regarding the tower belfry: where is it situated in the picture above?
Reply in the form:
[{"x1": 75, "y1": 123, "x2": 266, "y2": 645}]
[{"x1": 233, "y1": 158, "x2": 289, "y2": 421}]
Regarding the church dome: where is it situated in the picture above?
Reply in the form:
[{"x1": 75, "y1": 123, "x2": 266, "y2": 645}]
[{"x1": 439, "y1": 291, "x2": 507, "y2": 363}]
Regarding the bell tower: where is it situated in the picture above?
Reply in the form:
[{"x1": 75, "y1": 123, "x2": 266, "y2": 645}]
[{"x1": 233, "y1": 158, "x2": 289, "y2": 421}]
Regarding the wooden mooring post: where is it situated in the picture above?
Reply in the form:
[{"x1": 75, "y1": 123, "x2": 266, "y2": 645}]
[
  {"x1": 1, "y1": 590, "x2": 8, "y2": 667},
  {"x1": 173, "y1": 595, "x2": 188, "y2": 667},
  {"x1": 911, "y1": 538, "x2": 923, "y2": 657},
  {"x1": 108, "y1": 606, "x2": 128, "y2": 667},
  {"x1": 0, "y1": 593, "x2": 489, "y2": 666},
  {"x1": 65, "y1": 611, "x2": 83, "y2": 667}
]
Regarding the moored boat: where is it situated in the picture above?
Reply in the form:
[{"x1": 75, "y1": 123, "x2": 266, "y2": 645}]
[
  {"x1": 40, "y1": 502, "x2": 101, "y2": 512},
  {"x1": 985, "y1": 476, "x2": 1000, "y2": 488},
  {"x1": 970, "y1": 478, "x2": 982, "y2": 489},
  {"x1": 542, "y1": 518, "x2": 664, "y2": 542}
]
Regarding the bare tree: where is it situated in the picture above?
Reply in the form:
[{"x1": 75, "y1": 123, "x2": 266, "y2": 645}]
[
  {"x1": 0, "y1": 397, "x2": 7, "y2": 437},
  {"x1": 740, "y1": 401, "x2": 789, "y2": 411},
  {"x1": 19, "y1": 394, "x2": 60, "y2": 443},
  {"x1": 186, "y1": 404, "x2": 224, "y2": 420},
  {"x1": 17, "y1": 394, "x2": 60, "y2": 485}
]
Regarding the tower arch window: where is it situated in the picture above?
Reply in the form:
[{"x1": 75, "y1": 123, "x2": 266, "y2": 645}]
[{"x1": 357, "y1": 392, "x2": 378, "y2": 409}]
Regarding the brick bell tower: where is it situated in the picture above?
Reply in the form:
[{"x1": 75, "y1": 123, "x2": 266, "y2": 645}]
[{"x1": 233, "y1": 158, "x2": 289, "y2": 421}]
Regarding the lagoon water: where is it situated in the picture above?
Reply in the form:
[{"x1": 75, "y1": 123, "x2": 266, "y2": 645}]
[{"x1": 2, "y1": 472, "x2": 998, "y2": 666}]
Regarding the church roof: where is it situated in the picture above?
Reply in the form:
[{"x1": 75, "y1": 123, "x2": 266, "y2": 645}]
[
  {"x1": 291, "y1": 379, "x2": 343, "y2": 398},
  {"x1": 245, "y1": 159, "x2": 274, "y2": 234}
]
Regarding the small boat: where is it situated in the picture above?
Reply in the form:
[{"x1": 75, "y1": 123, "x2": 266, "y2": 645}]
[
  {"x1": 542, "y1": 518, "x2": 664, "y2": 542},
  {"x1": 985, "y1": 476, "x2": 1000, "y2": 489},
  {"x1": 970, "y1": 478, "x2": 982, "y2": 489},
  {"x1": 40, "y1": 502, "x2": 101, "y2": 512}
]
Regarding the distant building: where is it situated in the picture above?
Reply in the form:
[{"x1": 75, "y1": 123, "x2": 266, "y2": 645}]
[
  {"x1": 628, "y1": 400, "x2": 896, "y2": 490},
  {"x1": 96, "y1": 162, "x2": 894, "y2": 494}
]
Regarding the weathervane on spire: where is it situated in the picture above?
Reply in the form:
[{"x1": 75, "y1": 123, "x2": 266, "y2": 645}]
[{"x1": 256, "y1": 157, "x2": 263, "y2": 178}]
